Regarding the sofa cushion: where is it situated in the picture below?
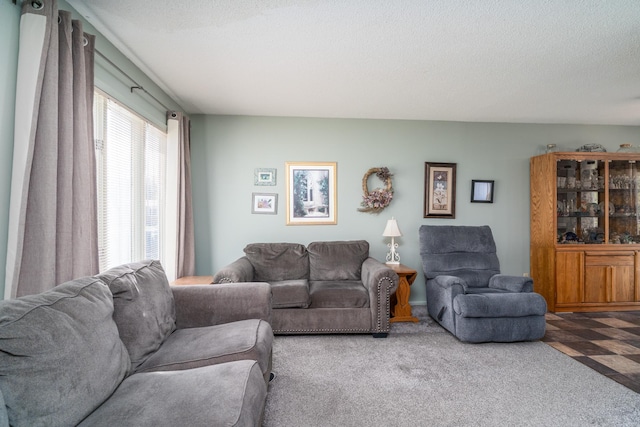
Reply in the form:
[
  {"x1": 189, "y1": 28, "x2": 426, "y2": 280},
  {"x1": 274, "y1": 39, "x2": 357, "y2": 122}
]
[
  {"x1": 0, "y1": 277, "x2": 130, "y2": 427},
  {"x1": 308, "y1": 240, "x2": 369, "y2": 281},
  {"x1": 79, "y1": 361, "x2": 267, "y2": 427},
  {"x1": 244, "y1": 243, "x2": 309, "y2": 281},
  {"x1": 453, "y1": 292, "x2": 548, "y2": 318},
  {"x1": 309, "y1": 280, "x2": 370, "y2": 308},
  {"x1": 270, "y1": 279, "x2": 310, "y2": 308},
  {"x1": 136, "y1": 319, "x2": 273, "y2": 379},
  {"x1": 98, "y1": 260, "x2": 176, "y2": 371}
]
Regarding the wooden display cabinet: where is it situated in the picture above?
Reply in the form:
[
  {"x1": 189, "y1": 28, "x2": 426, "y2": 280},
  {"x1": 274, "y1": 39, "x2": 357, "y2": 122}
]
[{"x1": 530, "y1": 152, "x2": 640, "y2": 312}]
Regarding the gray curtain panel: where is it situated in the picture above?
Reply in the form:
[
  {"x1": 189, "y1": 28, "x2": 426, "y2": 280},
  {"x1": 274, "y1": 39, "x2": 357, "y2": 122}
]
[
  {"x1": 170, "y1": 111, "x2": 195, "y2": 278},
  {"x1": 5, "y1": 0, "x2": 98, "y2": 298}
]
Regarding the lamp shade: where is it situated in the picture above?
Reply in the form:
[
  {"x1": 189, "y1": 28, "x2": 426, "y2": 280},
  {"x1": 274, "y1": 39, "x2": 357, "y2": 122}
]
[{"x1": 382, "y1": 217, "x2": 402, "y2": 237}]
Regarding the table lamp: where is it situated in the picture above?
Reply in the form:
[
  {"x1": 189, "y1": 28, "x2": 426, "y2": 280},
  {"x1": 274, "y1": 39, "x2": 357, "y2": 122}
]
[{"x1": 383, "y1": 217, "x2": 402, "y2": 264}]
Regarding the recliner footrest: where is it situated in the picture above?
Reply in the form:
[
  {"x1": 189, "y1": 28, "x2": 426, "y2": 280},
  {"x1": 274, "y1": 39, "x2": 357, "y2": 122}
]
[{"x1": 453, "y1": 292, "x2": 547, "y2": 318}]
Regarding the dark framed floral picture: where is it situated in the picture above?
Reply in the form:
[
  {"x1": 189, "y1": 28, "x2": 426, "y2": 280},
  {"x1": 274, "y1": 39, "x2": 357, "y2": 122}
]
[
  {"x1": 424, "y1": 162, "x2": 456, "y2": 218},
  {"x1": 285, "y1": 161, "x2": 337, "y2": 225}
]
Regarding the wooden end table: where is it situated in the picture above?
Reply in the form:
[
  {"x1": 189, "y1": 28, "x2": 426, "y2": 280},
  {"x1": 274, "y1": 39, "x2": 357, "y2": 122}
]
[
  {"x1": 171, "y1": 275, "x2": 214, "y2": 285},
  {"x1": 388, "y1": 264, "x2": 419, "y2": 323}
]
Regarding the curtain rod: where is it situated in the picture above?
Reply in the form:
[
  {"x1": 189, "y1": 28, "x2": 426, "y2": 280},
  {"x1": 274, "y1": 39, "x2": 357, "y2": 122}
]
[
  {"x1": 10, "y1": 0, "x2": 173, "y2": 112},
  {"x1": 95, "y1": 49, "x2": 172, "y2": 113}
]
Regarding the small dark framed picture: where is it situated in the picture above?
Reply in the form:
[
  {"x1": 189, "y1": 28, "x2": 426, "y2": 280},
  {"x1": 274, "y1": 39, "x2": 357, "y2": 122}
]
[
  {"x1": 471, "y1": 180, "x2": 494, "y2": 203},
  {"x1": 424, "y1": 162, "x2": 456, "y2": 218},
  {"x1": 252, "y1": 193, "x2": 278, "y2": 214}
]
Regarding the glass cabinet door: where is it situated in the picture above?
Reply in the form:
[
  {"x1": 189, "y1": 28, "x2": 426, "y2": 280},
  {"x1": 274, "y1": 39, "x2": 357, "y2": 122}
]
[
  {"x1": 557, "y1": 159, "x2": 605, "y2": 243},
  {"x1": 608, "y1": 159, "x2": 640, "y2": 243}
]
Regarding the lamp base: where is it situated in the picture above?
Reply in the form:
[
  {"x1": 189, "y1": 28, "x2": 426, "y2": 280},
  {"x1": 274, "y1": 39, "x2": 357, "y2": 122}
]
[{"x1": 386, "y1": 239, "x2": 400, "y2": 264}]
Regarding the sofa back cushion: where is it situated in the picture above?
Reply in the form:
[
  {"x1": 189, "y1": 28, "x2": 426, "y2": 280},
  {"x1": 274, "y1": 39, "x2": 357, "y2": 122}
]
[
  {"x1": 419, "y1": 225, "x2": 500, "y2": 288},
  {"x1": 0, "y1": 277, "x2": 130, "y2": 426},
  {"x1": 244, "y1": 243, "x2": 309, "y2": 281},
  {"x1": 308, "y1": 240, "x2": 369, "y2": 281},
  {"x1": 98, "y1": 260, "x2": 176, "y2": 371}
]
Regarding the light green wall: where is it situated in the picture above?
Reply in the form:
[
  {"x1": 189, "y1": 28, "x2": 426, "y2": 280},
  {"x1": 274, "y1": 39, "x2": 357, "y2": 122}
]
[
  {"x1": 0, "y1": 1, "x2": 21, "y2": 299},
  {"x1": 191, "y1": 115, "x2": 640, "y2": 303}
]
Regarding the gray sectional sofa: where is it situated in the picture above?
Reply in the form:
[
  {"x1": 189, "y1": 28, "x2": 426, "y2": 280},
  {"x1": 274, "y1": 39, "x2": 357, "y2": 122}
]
[
  {"x1": 0, "y1": 260, "x2": 273, "y2": 427},
  {"x1": 213, "y1": 240, "x2": 399, "y2": 337}
]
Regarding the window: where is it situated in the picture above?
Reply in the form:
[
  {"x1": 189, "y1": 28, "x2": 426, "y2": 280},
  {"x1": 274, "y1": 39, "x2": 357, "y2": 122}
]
[{"x1": 93, "y1": 91, "x2": 167, "y2": 272}]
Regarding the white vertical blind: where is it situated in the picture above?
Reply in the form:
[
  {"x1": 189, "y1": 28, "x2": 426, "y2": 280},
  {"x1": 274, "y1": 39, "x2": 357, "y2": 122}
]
[
  {"x1": 93, "y1": 91, "x2": 167, "y2": 272},
  {"x1": 144, "y1": 125, "x2": 166, "y2": 262}
]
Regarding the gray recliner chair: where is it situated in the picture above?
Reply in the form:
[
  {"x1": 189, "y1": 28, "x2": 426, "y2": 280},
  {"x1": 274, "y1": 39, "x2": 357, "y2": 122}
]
[{"x1": 419, "y1": 225, "x2": 547, "y2": 343}]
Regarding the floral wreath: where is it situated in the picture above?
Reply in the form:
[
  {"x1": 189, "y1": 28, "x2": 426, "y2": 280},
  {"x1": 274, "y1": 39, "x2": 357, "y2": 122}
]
[{"x1": 358, "y1": 167, "x2": 393, "y2": 213}]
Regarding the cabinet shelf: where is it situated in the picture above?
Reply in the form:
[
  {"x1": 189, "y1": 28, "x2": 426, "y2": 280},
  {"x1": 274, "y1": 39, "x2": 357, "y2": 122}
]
[
  {"x1": 557, "y1": 188, "x2": 604, "y2": 194},
  {"x1": 558, "y1": 213, "x2": 640, "y2": 218}
]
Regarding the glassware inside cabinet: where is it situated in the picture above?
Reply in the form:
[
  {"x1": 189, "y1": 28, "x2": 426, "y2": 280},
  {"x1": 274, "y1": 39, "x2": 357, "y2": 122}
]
[
  {"x1": 556, "y1": 159, "x2": 604, "y2": 244},
  {"x1": 608, "y1": 160, "x2": 640, "y2": 243}
]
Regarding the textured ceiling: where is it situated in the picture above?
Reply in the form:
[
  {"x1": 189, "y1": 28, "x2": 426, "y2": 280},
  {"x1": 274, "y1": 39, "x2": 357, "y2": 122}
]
[{"x1": 67, "y1": 0, "x2": 640, "y2": 125}]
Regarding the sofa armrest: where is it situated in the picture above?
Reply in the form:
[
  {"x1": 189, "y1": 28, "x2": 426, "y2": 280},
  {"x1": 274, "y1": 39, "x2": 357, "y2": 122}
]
[
  {"x1": 430, "y1": 275, "x2": 466, "y2": 294},
  {"x1": 171, "y1": 282, "x2": 272, "y2": 329},
  {"x1": 361, "y1": 257, "x2": 399, "y2": 294},
  {"x1": 212, "y1": 257, "x2": 254, "y2": 283},
  {"x1": 488, "y1": 274, "x2": 533, "y2": 293},
  {"x1": 427, "y1": 275, "x2": 466, "y2": 308},
  {"x1": 361, "y1": 257, "x2": 399, "y2": 334},
  {"x1": 425, "y1": 275, "x2": 466, "y2": 333}
]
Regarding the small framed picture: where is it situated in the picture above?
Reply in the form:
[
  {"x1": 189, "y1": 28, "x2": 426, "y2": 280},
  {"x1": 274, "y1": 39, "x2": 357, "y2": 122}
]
[
  {"x1": 254, "y1": 168, "x2": 277, "y2": 186},
  {"x1": 424, "y1": 162, "x2": 456, "y2": 218},
  {"x1": 471, "y1": 180, "x2": 495, "y2": 203},
  {"x1": 252, "y1": 193, "x2": 278, "y2": 214},
  {"x1": 285, "y1": 161, "x2": 337, "y2": 225}
]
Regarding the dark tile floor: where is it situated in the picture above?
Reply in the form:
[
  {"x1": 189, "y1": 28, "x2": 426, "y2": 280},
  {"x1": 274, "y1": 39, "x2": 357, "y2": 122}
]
[{"x1": 543, "y1": 310, "x2": 640, "y2": 393}]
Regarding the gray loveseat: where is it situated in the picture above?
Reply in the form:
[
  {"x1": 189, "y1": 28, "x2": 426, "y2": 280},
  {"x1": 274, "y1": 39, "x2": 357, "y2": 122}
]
[
  {"x1": 214, "y1": 240, "x2": 399, "y2": 337},
  {"x1": 0, "y1": 260, "x2": 273, "y2": 427}
]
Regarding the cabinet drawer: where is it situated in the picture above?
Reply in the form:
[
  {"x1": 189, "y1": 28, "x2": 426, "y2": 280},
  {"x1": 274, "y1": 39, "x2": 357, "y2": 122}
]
[{"x1": 585, "y1": 254, "x2": 634, "y2": 266}]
